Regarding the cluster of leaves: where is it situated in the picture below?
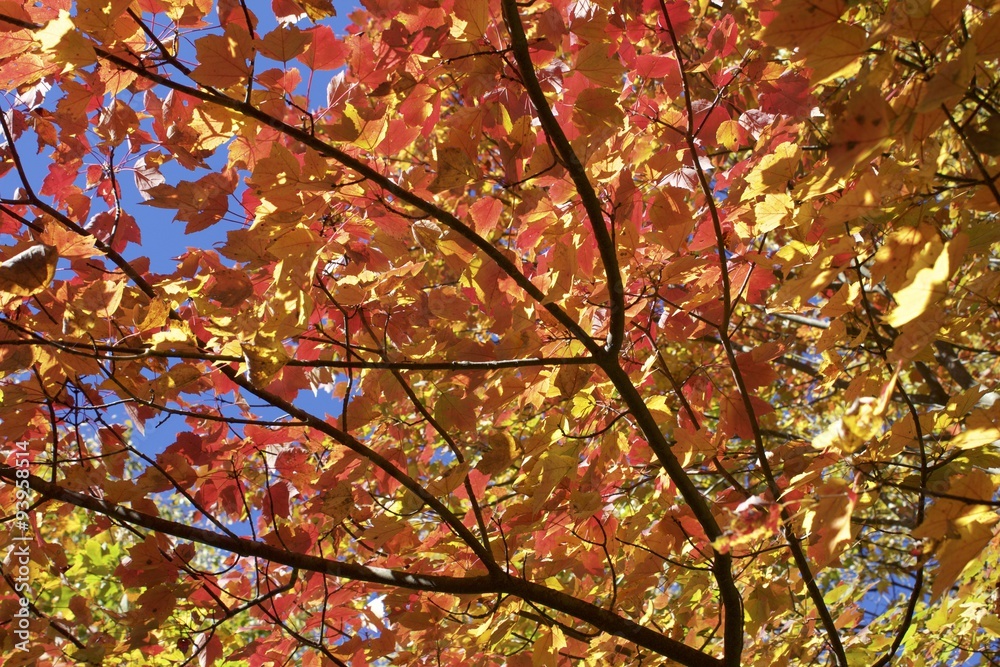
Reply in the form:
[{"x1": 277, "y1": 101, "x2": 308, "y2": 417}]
[{"x1": 1, "y1": 0, "x2": 999, "y2": 665}]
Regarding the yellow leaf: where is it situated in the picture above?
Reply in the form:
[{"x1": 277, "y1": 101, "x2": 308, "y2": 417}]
[
  {"x1": 742, "y1": 143, "x2": 801, "y2": 200},
  {"x1": 137, "y1": 299, "x2": 171, "y2": 333},
  {"x1": 802, "y1": 479, "x2": 855, "y2": 569},
  {"x1": 468, "y1": 614, "x2": 494, "y2": 641},
  {"x1": 716, "y1": 119, "x2": 740, "y2": 151},
  {"x1": 323, "y1": 103, "x2": 361, "y2": 143},
  {"x1": 411, "y1": 220, "x2": 443, "y2": 250},
  {"x1": 574, "y1": 42, "x2": 625, "y2": 87},
  {"x1": 887, "y1": 310, "x2": 944, "y2": 364},
  {"x1": 826, "y1": 85, "x2": 894, "y2": 176},
  {"x1": 674, "y1": 428, "x2": 716, "y2": 468},
  {"x1": 298, "y1": 0, "x2": 337, "y2": 19},
  {"x1": 315, "y1": 482, "x2": 353, "y2": 522},
  {"x1": 772, "y1": 264, "x2": 837, "y2": 310},
  {"x1": 804, "y1": 23, "x2": 866, "y2": 84},
  {"x1": 820, "y1": 169, "x2": 882, "y2": 229},
  {"x1": 554, "y1": 364, "x2": 591, "y2": 398},
  {"x1": 916, "y1": 44, "x2": 977, "y2": 113},
  {"x1": 884, "y1": 233, "x2": 966, "y2": 327},
  {"x1": 760, "y1": 0, "x2": 845, "y2": 48},
  {"x1": 949, "y1": 426, "x2": 1000, "y2": 450},
  {"x1": 871, "y1": 223, "x2": 937, "y2": 291},
  {"x1": 477, "y1": 432, "x2": 517, "y2": 476},
  {"x1": 434, "y1": 389, "x2": 477, "y2": 432},
  {"x1": 545, "y1": 240, "x2": 577, "y2": 303},
  {"x1": 575, "y1": 87, "x2": 623, "y2": 130},
  {"x1": 915, "y1": 489, "x2": 999, "y2": 600},
  {"x1": 753, "y1": 193, "x2": 793, "y2": 233},
  {"x1": 982, "y1": 615, "x2": 1000, "y2": 638},
  {"x1": 819, "y1": 282, "x2": 860, "y2": 318},
  {"x1": 813, "y1": 369, "x2": 898, "y2": 454},
  {"x1": 426, "y1": 462, "x2": 470, "y2": 497},
  {"x1": 648, "y1": 187, "x2": 692, "y2": 255},
  {"x1": 154, "y1": 364, "x2": 202, "y2": 394},
  {"x1": 945, "y1": 386, "x2": 992, "y2": 420},
  {"x1": 353, "y1": 112, "x2": 388, "y2": 152},
  {"x1": 454, "y1": 0, "x2": 491, "y2": 39},
  {"x1": 913, "y1": 469, "x2": 995, "y2": 540},
  {"x1": 148, "y1": 325, "x2": 196, "y2": 352},
  {"x1": 532, "y1": 627, "x2": 567, "y2": 667},
  {"x1": 187, "y1": 105, "x2": 237, "y2": 154},
  {"x1": 74, "y1": 0, "x2": 136, "y2": 42},
  {"x1": 0, "y1": 244, "x2": 58, "y2": 296},
  {"x1": 37, "y1": 10, "x2": 96, "y2": 70},
  {"x1": 242, "y1": 342, "x2": 290, "y2": 387},
  {"x1": 250, "y1": 142, "x2": 304, "y2": 210},
  {"x1": 887, "y1": 0, "x2": 962, "y2": 42}
]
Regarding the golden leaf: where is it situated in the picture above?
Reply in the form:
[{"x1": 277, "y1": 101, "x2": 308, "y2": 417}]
[
  {"x1": 477, "y1": 432, "x2": 517, "y2": 476},
  {"x1": 429, "y1": 145, "x2": 477, "y2": 193},
  {"x1": 753, "y1": 193, "x2": 793, "y2": 234},
  {"x1": 189, "y1": 28, "x2": 253, "y2": 89},
  {"x1": 801, "y1": 479, "x2": 855, "y2": 569},
  {"x1": 574, "y1": 42, "x2": 626, "y2": 87},
  {"x1": 36, "y1": 10, "x2": 96, "y2": 70},
  {"x1": 813, "y1": 367, "x2": 899, "y2": 454},
  {"x1": 299, "y1": 0, "x2": 337, "y2": 19},
  {"x1": 411, "y1": 220, "x2": 443, "y2": 250},
  {"x1": 0, "y1": 341, "x2": 34, "y2": 377},
  {"x1": 805, "y1": 23, "x2": 866, "y2": 84},
  {"x1": 674, "y1": 427, "x2": 716, "y2": 468},
  {"x1": 826, "y1": 85, "x2": 894, "y2": 176},
  {"x1": 242, "y1": 342, "x2": 290, "y2": 387},
  {"x1": 912, "y1": 471, "x2": 999, "y2": 599},
  {"x1": 760, "y1": 0, "x2": 845, "y2": 49},
  {"x1": 0, "y1": 244, "x2": 58, "y2": 296},
  {"x1": 884, "y1": 233, "x2": 966, "y2": 328}
]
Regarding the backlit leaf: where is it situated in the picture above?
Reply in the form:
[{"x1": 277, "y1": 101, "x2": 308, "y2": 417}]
[
  {"x1": 36, "y1": 10, "x2": 96, "y2": 70},
  {"x1": 190, "y1": 27, "x2": 253, "y2": 89},
  {"x1": 0, "y1": 244, "x2": 57, "y2": 296}
]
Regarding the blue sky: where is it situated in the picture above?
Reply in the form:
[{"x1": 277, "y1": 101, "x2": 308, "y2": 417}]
[{"x1": 128, "y1": 4, "x2": 356, "y2": 455}]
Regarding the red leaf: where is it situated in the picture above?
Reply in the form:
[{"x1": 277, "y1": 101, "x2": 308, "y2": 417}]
[{"x1": 297, "y1": 25, "x2": 347, "y2": 71}]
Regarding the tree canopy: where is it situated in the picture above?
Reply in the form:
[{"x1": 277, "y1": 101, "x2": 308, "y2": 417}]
[{"x1": 1, "y1": 0, "x2": 1000, "y2": 665}]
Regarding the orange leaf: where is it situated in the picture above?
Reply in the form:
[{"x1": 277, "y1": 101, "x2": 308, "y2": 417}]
[{"x1": 190, "y1": 26, "x2": 253, "y2": 89}]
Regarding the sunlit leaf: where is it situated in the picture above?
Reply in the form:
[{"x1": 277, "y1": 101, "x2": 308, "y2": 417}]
[{"x1": 0, "y1": 244, "x2": 57, "y2": 296}]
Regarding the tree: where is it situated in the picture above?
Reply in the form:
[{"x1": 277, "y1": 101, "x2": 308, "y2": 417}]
[{"x1": 0, "y1": 0, "x2": 999, "y2": 664}]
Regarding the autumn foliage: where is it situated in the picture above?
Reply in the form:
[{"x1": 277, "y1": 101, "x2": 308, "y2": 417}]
[{"x1": 1, "y1": 0, "x2": 1000, "y2": 665}]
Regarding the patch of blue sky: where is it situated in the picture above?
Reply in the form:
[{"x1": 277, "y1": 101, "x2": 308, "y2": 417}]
[{"x1": 6, "y1": 7, "x2": 357, "y2": 457}]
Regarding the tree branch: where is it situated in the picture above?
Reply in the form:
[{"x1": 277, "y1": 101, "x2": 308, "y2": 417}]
[
  {"x1": 81, "y1": 34, "x2": 606, "y2": 359},
  {"x1": 0, "y1": 466, "x2": 724, "y2": 667},
  {"x1": 501, "y1": 0, "x2": 626, "y2": 355}
]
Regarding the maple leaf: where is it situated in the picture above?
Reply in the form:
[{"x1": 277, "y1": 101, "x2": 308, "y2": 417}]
[
  {"x1": 0, "y1": 244, "x2": 57, "y2": 296},
  {"x1": 241, "y1": 342, "x2": 291, "y2": 388},
  {"x1": 190, "y1": 27, "x2": 254, "y2": 89},
  {"x1": 912, "y1": 471, "x2": 1000, "y2": 599},
  {"x1": 36, "y1": 10, "x2": 96, "y2": 71}
]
